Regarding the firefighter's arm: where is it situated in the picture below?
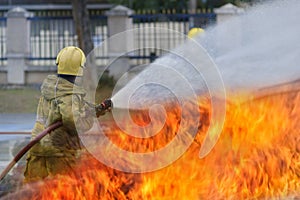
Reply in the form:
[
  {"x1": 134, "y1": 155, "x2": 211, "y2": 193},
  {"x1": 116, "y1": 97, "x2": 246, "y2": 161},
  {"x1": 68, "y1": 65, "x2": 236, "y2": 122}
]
[{"x1": 59, "y1": 95, "x2": 94, "y2": 132}]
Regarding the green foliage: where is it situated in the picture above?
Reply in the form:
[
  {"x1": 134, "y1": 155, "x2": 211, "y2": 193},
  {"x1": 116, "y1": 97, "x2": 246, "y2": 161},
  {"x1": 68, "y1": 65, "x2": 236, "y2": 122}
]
[
  {"x1": 107, "y1": 0, "x2": 252, "y2": 11},
  {"x1": 108, "y1": 0, "x2": 188, "y2": 11}
]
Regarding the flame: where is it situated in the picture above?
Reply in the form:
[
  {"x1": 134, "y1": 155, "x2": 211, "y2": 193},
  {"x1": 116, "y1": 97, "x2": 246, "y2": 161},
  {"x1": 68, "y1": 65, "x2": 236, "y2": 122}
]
[
  {"x1": 136, "y1": 92, "x2": 300, "y2": 200},
  {"x1": 3, "y1": 90, "x2": 300, "y2": 199}
]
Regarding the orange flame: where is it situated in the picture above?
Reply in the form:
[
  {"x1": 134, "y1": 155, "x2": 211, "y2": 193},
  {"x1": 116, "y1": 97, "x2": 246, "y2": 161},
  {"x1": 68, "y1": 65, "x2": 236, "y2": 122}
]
[
  {"x1": 3, "y1": 91, "x2": 300, "y2": 199},
  {"x1": 136, "y1": 92, "x2": 300, "y2": 199}
]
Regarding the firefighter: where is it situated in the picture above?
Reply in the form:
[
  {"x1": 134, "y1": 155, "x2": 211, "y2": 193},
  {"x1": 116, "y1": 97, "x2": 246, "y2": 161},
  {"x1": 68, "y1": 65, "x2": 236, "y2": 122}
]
[{"x1": 24, "y1": 46, "x2": 112, "y2": 183}]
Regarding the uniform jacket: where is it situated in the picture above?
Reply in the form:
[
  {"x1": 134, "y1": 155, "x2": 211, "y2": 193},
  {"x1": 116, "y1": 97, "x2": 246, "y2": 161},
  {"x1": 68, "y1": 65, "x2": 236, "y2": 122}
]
[{"x1": 29, "y1": 75, "x2": 94, "y2": 157}]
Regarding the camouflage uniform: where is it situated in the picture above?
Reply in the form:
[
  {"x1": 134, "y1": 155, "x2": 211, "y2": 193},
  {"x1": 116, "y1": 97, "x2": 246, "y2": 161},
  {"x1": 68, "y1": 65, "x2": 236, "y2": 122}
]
[{"x1": 24, "y1": 75, "x2": 94, "y2": 182}]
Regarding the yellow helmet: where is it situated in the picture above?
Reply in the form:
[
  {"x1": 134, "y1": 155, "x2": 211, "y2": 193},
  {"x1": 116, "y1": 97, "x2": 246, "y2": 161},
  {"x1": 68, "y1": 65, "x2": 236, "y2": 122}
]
[
  {"x1": 56, "y1": 46, "x2": 86, "y2": 76},
  {"x1": 187, "y1": 27, "x2": 205, "y2": 39}
]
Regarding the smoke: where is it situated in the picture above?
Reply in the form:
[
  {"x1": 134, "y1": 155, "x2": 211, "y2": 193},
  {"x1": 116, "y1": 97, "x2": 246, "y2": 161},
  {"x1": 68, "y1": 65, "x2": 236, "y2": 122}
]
[
  {"x1": 202, "y1": 0, "x2": 300, "y2": 94},
  {"x1": 112, "y1": 0, "x2": 300, "y2": 109}
]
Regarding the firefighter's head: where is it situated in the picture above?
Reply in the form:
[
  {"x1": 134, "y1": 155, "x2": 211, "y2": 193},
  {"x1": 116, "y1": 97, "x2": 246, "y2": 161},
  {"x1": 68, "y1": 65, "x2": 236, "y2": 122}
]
[
  {"x1": 188, "y1": 27, "x2": 205, "y2": 39},
  {"x1": 56, "y1": 46, "x2": 86, "y2": 76}
]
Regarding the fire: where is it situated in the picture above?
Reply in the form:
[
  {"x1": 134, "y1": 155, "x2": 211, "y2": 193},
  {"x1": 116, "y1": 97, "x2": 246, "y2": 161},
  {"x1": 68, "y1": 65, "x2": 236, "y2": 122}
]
[
  {"x1": 2, "y1": 90, "x2": 300, "y2": 199},
  {"x1": 132, "y1": 92, "x2": 300, "y2": 200}
]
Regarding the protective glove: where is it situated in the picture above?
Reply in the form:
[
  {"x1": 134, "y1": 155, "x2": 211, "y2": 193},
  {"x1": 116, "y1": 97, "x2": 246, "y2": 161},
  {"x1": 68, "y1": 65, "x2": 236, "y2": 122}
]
[{"x1": 95, "y1": 99, "x2": 112, "y2": 117}]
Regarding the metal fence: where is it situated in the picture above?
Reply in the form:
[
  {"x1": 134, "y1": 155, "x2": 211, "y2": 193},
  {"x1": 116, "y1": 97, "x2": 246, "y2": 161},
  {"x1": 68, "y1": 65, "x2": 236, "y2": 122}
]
[
  {"x1": 0, "y1": 12, "x2": 215, "y2": 67},
  {"x1": 130, "y1": 12, "x2": 216, "y2": 64},
  {"x1": 90, "y1": 15, "x2": 108, "y2": 66},
  {"x1": 29, "y1": 16, "x2": 77, "y2": 66},
  {"x1": 28, "y1": 15, "x2": 108, "y2": 66},
  {"x1": 0, "y1": 17, "x2": 6, "y2": 66}
]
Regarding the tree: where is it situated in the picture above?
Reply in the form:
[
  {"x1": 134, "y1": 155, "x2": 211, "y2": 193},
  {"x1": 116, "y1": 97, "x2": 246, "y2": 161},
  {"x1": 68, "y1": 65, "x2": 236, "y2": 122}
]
[
  {"x1": 107, "y1": 0, "x2": 257, "y2": 11},
  {"x1": 72, "y1": 0, "x2": 94, "y2": 54},
  {"x1": 72, "y1": 0, "x2": 97, "y2": 91}
]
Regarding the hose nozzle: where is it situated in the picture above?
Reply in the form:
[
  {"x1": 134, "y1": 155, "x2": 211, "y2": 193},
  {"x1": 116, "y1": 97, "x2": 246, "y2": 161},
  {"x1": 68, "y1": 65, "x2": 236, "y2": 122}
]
[{"x1": 96, "y1": 99, "x2": 113, "y2": 117}]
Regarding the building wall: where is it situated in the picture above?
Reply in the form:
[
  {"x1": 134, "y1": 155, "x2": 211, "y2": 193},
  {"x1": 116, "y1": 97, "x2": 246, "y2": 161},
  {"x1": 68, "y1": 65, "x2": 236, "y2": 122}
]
[
  {"x1": 0, "y1": 71, "x2": 7, "y2": 84},
  {"x1": 25, "y1": 71, "x2": 55, "y2": 84}
]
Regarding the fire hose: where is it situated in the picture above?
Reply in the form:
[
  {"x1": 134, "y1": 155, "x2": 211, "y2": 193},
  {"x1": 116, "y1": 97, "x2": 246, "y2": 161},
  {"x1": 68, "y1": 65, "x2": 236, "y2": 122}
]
[
  {"x1": 0, "y1": 99, "x2": 112, "y2": 182},
  {"x1": 0, "y1": 121, "x2": 63, "y2": 182}
]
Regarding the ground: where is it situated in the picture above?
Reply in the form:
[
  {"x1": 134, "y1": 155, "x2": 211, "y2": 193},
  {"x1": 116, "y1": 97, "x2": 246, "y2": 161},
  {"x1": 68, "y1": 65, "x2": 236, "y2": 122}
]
[
  {"x1": 0, "y1": 88, "x2": 40, "y2": 113},
  {"x1": 0, "y1": 86, "x2": 113, "y2": 113}
]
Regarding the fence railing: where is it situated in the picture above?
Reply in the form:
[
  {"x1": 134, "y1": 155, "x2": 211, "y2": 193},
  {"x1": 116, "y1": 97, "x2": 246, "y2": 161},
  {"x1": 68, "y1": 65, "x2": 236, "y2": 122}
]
[
  {"x1": 130, "y1": 12, "x2": 216, "y2": 64},
  {"x1": 90, "y1": 15, "x2": 108, "y2": 66},
  {"x1": 28, "y1": 16, "x2": 77, "y2": 66},
  {"x1": 28, "y1": 15, "x2": 108, "y2": 66},
  {"x1": 0, "y1": 4, "x2": 245, "y2": 84},
  {"x1": 0, "y1": 12, "x2": 215, "y2": 67},
  {"x1": 0, "y1": 17, "x2": 6, "y2": 66}
]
